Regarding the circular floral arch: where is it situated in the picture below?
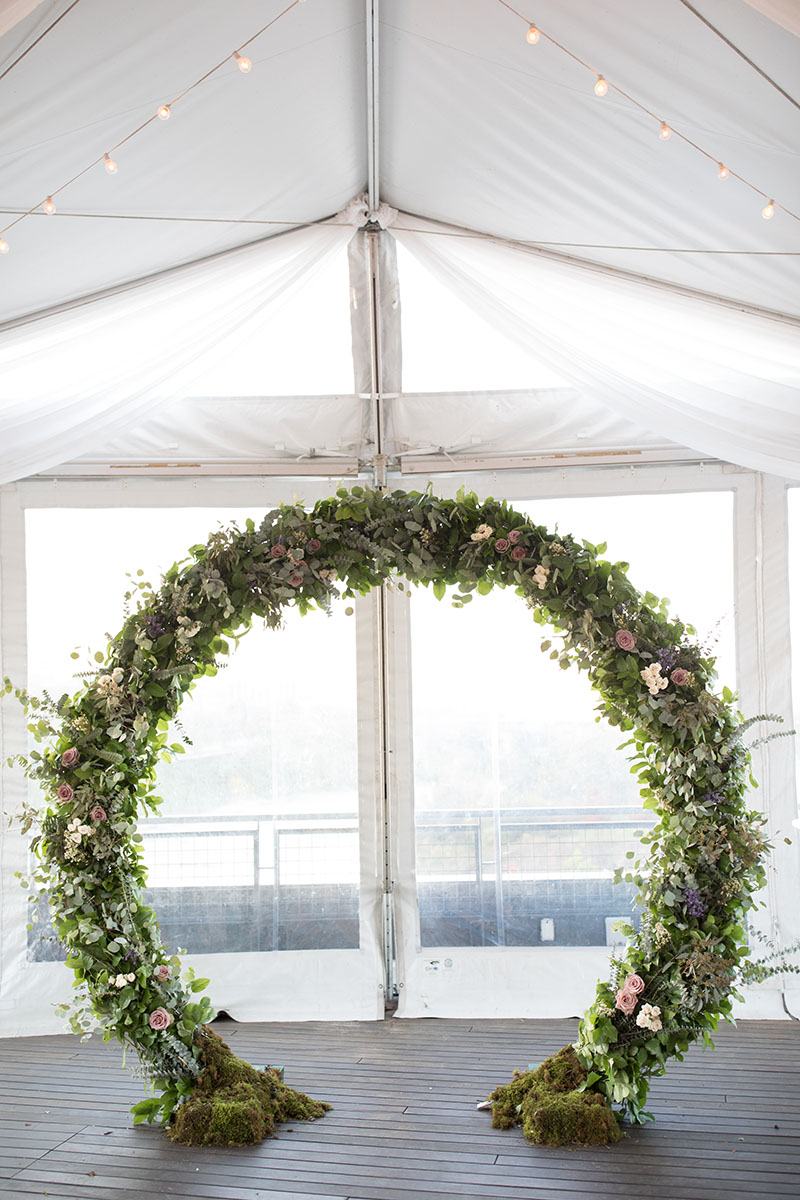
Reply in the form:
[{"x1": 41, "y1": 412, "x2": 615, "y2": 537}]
[{"x1": 8, "y1": 486, "x2": 772, "y2": 1145}]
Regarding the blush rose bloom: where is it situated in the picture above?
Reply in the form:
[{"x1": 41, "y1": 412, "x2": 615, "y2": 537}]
[
  {"x1": 154, "y1": 964, "x2": 171, "y2": 982},
  {"x1": 494, "y1": 538, "x2": 510, "y2": 553},
  {"x1": 61, "y1": 747, "x2": 80, "y2": 767},
  {"x1": 90, "y1": 805, "x2": 107, "y2": 823},
  {"x1": 670, "y1": 668, "x2": 689, "y2": 686},
  {"x1": 57, "y1": 783, "x2": 74, "y2": 803},
  {"x1": 615, "y1": 629, "x2": 636, "y2": 651},
  {"x1": 625, "y1": 973, "x2": 646, "y2": 994},
  {"x1": 307, "y1": 538, "x2": 321, "y2": 553},
  {"x1": 615, "y1": 987, "x2": 639, "y2": 1015},
  {"x1": 269, "y1": 543, "x2": 287, "y2": 558},
  {"x1": 507, "y1": 530, "x2": 522, "y2": 544},
  {"x1": 288, "y1": 573, "x2": 304, "y2": 587},
  {"x1": 148, "y1": 1007, "x2": 173, "y2": 1031},
  {"x1": 510, "y1": 545, "x2": 526, "y2": 561}
]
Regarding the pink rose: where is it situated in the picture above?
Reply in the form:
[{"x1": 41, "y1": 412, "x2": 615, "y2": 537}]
[
  {"x1": 615, "y1": 987, "x2": 639, "y2": 1015},
  {"x1": 61, "y1": 748, "x2": 79, "y2": 768},
  {"x1": 670, "y1": 668, "x2": 689, "y2": 686},
  {"x1": 288, "y1": 572, "x2": 304, "y2": 587},
  {"x1": 507, "y1": 530, "x2": 522, "y2": 544},
  {"x1": 154, "y1": 964, "x2": 171, "y2": 982},
  {"x1": 494, "y1": 538, "x2": 510, "y2": 553},
  {"x1": 269, "y1": 543, "x2": 287, "y2": 558},
  {"x1": 615, "y1": 629, "x2": 636, "y2": 651},
  {"x1": 307, "y1": 538, "x2": 321, "y2": 553},
  {"x1": 148, "y1": 1007, "x2": 173, "y2": 1031},
  {"x1": 510, "y1": 545, "x2": 526, "y2": 561},
  {"x1": 625, "y1": 973, "x2": 645, "y2": 995},
  {"x1": 90, "y1": 805, "x2": 107, "y2": 823},
  {"x1": 57, "y1": 783, "x2": 74, "y2": 803}
]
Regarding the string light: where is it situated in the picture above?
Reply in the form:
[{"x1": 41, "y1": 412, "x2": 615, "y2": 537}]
[
  {"x1": 0, "y1": 237, "x2": 8, "y2": 254},
  {"x1": 157, "y1": 105, "x2": 171, "y2": 120},
  {"x1": 103, "y1": 153, "x2": 118, "y2": 175},
  {"x1": 233, "y1": 51, "x2": 252, "y2": 73},
  {"x1": 42, "y1": 196, "x2": 56, "y2": 215},
  {"x1": 762, "y1": 199, "x2": 775, "y2": 220},
  {"x1": 494, "y1": 1, "x2": 799, "y2": 226}
]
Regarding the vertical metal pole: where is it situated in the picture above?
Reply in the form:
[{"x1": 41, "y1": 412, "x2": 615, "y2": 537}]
[{"x1": 365, "y1": 226, "x2": 395, "y2": 1006}]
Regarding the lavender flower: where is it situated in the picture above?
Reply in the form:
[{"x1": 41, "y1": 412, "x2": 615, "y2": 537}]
[
  {"x1": 702, "y1": 790, "x2": 725, "y2": 805},
  {"x1": 684, "y1": 888, "x2": 706, "y2": 918},
  {"x1": 657, "y1": 647, "x2": 679, "y2": 672},
  {"x1": 146, "y1": 616, "x2": 166, "y2": 638}
]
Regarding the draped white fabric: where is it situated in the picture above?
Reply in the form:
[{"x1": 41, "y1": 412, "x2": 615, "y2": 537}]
[
  {"x1": 393, "y1": 217, "x2": 800, "y2": 481},
  {"x1": 0, "y1": 222, "x2": 352, "y2": 485}
]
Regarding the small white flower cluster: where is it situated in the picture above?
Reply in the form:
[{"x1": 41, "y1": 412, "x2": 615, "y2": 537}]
[
  {"x1": 470, "y1": 524, "x2": 493, "y2": 542},
  {"x1": 96, "y1": 666, "x2": 125, "y2": 697},
  {"x1": 65, "y1": 817, "x2": 93, "y2": 845},
  {"x1": 635, "y1": 1002, "x2": 662, "y2": 1032},
  {"x1": 111, "y1": 972, "x2": 136, "y2": 989},
  {"x1": 318, "y1": 568, "x2": 336, "y2": 581},
  {"x1": 533, "y1": 564, "x2": 550, "y2": 590},
  {"x1": 549, "y1": 542, "x2": 568, "y2": 556},
  {"x1": 641, "y1": 662, "x2": 668, "y2": 695}
]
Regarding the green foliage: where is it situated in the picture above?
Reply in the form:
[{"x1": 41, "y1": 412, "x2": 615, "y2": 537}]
[{"x1": 2, "y1": 486, "x2": 790, "y2": 1143}]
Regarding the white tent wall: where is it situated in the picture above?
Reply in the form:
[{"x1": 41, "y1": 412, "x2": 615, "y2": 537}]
[
  {"x1": 1, "y1": 464, "x2": 799, "y2": 1034},
  {"x1": 0, "y1": 0, "x2": 799, "y2": 1036}
]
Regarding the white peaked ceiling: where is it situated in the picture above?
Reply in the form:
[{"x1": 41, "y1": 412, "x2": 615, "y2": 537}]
[{"x1": 0, "y1": 0, "x2": 798, "y2": 326}]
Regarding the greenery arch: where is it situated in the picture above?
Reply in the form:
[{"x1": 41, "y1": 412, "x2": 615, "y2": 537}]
[{"x1": 5, "y1": 485, "x2": 780, "y2": 1147}]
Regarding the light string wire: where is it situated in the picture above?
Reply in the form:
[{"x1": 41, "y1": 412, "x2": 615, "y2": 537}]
[
  {"x1": 494, "y1": 0, "x2": 799, "y2": 223},
  {"x1": 0, "y1": 0, "x2": 304, "y2": 245}
]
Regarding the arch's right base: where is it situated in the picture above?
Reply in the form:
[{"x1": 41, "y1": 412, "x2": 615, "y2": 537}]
[{"x1": 487, "y1": 1046, "x2": 622, "y2": 1147}]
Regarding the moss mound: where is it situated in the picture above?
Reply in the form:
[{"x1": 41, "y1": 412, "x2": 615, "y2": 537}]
[
  {"x1": 169, "y1": 1027, "x2": 331, "y2": 1147},
  {"x1": 488, "y1": 1045, "x2": 621, "y2": 1147}
]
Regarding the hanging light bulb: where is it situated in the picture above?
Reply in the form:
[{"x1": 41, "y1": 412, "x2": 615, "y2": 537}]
[
  {"x1": 233, "y1": 51, "x2": 251, "y2": 73},
  {"x1": 659, "y1": 122, "x2": 672, "y2": 141},
  {"x1": 594, "y1": 75, "x2": 608, "y2": 96},
  {"x1": 717, "y1": 162, "x2": 730, "y2": 181},
  {"x1": 104, "y1": 153, "x2": 118, "y2": 175},
  {"x1": 526, "y1": 24, "x2": 540, "y2": 44},
  {"x1": 42, "y1": 196, "x2": 56, "y2": 215},
  {"x1": 762, "y1": 198, "x2": 775, "y2": 220},
  {"x1": 157, "y1": 105, "x2": 171, "y2": 120},
  {"x1": 0, "y1": 237, "x2": 8, "y2": 254}
]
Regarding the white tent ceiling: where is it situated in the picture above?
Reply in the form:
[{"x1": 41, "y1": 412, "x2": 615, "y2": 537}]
[{"x1": 1, "y1": 0, "x2": 798, "y2": 324}]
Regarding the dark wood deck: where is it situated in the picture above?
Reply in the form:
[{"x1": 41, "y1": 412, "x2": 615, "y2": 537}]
[{"x1": 0, "y1": 1016, "x2": 798, "y2": 1199}]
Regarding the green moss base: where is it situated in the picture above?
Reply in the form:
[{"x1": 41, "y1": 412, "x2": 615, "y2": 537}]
[
  {"x1": 488, "y1": 1045, "x2": 621, "y2": 1147},
  {"x1": 169, "y1": 1027, "x2": 331, "y2": 1147}
]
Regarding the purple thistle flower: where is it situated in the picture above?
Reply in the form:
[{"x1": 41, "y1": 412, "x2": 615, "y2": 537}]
[
  {"x1": 702, "y1": 790, "x2": 725, "y2": 805},
  {"x1": 146, "y1": 616, "x2": 166, "y2": 638},
  {"x1": 684, "y1": 888, "x2": 706, "y2": 918}
]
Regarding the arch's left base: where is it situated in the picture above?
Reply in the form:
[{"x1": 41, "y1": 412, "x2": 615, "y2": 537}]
[
  {"x1": 168, "y1": 1028, "x2": 331, "y2": 1147},
  {"x1": 488, "y1": 1046, "x2": 622, "y2": 1147}
]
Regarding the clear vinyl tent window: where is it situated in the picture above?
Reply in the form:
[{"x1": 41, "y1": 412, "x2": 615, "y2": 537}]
[
  {"x1": 24, "y1": 506, "x2": 360, "y2": 959},
  {"x1": 409, "y1": 490, "x2": 735, "y2": 949},
  {"x1": 789, "y1": 487, "x2": 800, "y2": 821}
]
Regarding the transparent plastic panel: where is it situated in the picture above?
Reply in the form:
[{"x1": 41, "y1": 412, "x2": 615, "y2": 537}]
[
  {"x1": 25, "y1": 507, "x2": 359, "y2": 959},
  {"x1": 410, "y1": 491, "x2": 735, "y2": 948},
  {"x1": 789, "y1": 488, "x2": 800, "y2": 822}
]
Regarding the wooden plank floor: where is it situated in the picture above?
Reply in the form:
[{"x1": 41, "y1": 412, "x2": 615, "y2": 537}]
[{"x1": 0, "y1": 1016, "x2": 798, "y2": 1200}]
